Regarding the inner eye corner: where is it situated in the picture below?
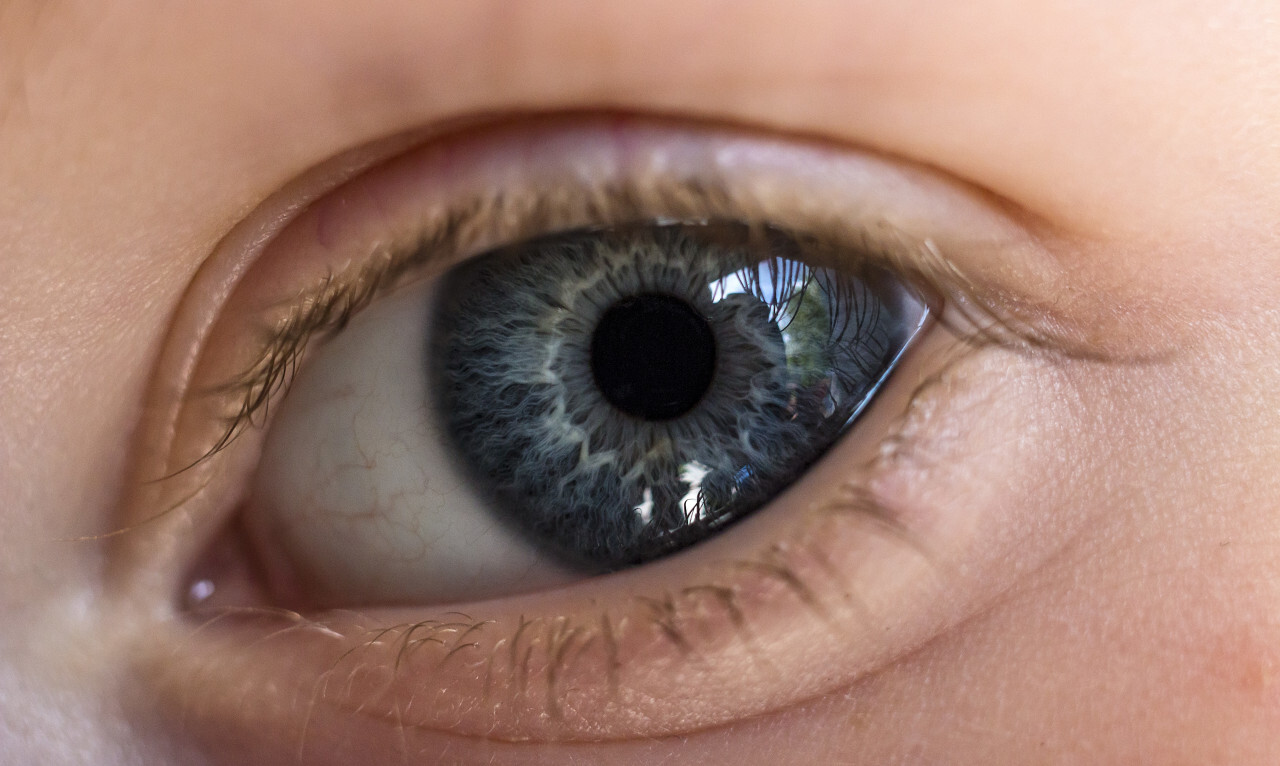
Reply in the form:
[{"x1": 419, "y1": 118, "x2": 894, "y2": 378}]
[
  {"x1": 173, "y1": 209, "x2": 934, "y2": 619},
  {"x1": 102, "y1": 119, "x2": 1103, "y2": 756},
  {"x1": 141, "y1": 115, "x2": 1022, "y2": 626}
]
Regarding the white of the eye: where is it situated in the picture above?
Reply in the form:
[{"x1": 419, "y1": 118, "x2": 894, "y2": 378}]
[{"x1": 247, "y1": 278, "x2": 579, "y2": 605}]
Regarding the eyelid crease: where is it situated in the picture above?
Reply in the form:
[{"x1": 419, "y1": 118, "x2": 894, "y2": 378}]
[
  {"x1": 187, "y1": 175, "x2": 1086, "y2": 477},
  {"x1": 132, "y1": 122, "x2": 1137, "y2": 747}
]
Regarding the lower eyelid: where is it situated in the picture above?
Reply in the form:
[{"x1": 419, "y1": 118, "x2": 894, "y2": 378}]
[
  {"x1": 132, "y1": 329, "x2": 1017, "y2": 753},
  {"x1": 108, "y1": 117, "x2": 1111, "y2": 753},
  {"x1": 145, "y1": 494, "x2": 940, "y2": 750}
]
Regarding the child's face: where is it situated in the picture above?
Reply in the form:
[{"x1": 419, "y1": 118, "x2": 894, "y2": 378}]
[{"x1": 4, "y1": 1, "x2": 1280, "y2": 763}]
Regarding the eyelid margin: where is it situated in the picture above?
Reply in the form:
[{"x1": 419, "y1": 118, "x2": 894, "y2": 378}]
[
  {"x1": 109, "y1": 114, "x2": 1130, "y2": 754},
  {"x1": 183, "y1": 121, "x2": 1090, "y2": 484},
  {"x1": 107, "y1": 112, "x2": 1098, "y2": 619}
]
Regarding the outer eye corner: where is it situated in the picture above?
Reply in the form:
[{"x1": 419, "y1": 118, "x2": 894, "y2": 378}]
[
  {"x1": 136, "y1": 118, "x2": 1091, "y2": 754},
  {"x1": 212, "y1": 210, "x2": 927, "y2": 612}
]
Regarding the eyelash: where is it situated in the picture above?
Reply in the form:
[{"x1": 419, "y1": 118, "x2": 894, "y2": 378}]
[
  {"x1": 195, "y1": 176, "x2": 1067, "y2": 478},
  {"x1": 136, "y1": 121, "x2": 1111, "y2": 747}
]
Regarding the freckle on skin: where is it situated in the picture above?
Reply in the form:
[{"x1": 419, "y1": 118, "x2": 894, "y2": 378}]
[{"x1": 1211, "y1": 628, "x2": 1280, "y2": 706}]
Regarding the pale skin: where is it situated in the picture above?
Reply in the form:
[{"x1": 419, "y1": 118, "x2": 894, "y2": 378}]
[{"x1": 4, "y1": 1, "x2": 1280, "y2": 764}]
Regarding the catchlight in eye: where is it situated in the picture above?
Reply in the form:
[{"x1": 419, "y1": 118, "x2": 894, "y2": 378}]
[
  {"x1": 135, "y1": 119, "x2": 1093, "y2": 752},
  {"x1": 433, "y1": 223, "x2": 926, "y2": 571},
  {"x1": 235, "y1": 220, "x2": 926, "y2": 608}
]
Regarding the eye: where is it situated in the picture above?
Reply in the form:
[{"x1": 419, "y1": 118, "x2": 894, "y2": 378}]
[
  {"x1": 122, "y1": 116, "x2": 1081, "y2": 751},
  {"x1": 241, "y1": 221, "x2": 927, "y2": 606}
]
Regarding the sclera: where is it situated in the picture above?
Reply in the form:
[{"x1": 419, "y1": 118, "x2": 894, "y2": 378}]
[
  {"x1": 245, "y1": 278, "x2": 581, "y2": 606},
  {"x1": 122, "y1": 116, "x2": 1101, "y2": 756}
]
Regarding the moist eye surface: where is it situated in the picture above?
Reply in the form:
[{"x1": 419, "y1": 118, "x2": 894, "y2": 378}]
[{"x1": 433, "y1": 222, "x2": 926, "y2": 571}]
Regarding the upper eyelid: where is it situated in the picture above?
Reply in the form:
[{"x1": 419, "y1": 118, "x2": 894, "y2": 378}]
[
  {"x1": 123, "y1": 121, "x2": 1122, "y2": 745},
  {"x1": 176, "y1": 121, "x2": 1098, "y2": 476},
  {"x1": 195, "y1": 182, "x2": 1079, "y2": 473}
]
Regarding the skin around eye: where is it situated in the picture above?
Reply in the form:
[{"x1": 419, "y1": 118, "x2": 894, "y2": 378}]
[
  {"x1": 8, "y1": 2, "x2": 1280, "y2": 764},
  {"x1": 111, "y1": 117, "x2": 1173, "y2": 760},
  {"x1": 114, "y1": 117, "x2": 1082, "y2": 589}
]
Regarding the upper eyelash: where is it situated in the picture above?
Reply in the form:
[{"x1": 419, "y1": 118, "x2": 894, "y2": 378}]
[
  {"x1": 186, "y1": 175, "x2": 1080, "y2": 475},
  {"x1": 193, "y1": 253, "x2": 405, "y2": 471},
  {"x1": 145, "y1": 143, "x2": 1143, "y2": 743}
]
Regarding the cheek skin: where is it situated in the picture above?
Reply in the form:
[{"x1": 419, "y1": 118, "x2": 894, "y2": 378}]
[
  {"x1": 759, "y1": 307, "x2": 1280, "y2": 764},
  {"x1": 6, "y1": 3, "x2": 1280, "y2": 765},
  {"x1": 133, "y1": 300, "x2": 1280, "y2": 764},
  {"x1": 838, "y1": 314, "x2": 1280, "y2": 763},
  {"x1": 674, "y1": 307, "x2": 1280, "y2": 764}
]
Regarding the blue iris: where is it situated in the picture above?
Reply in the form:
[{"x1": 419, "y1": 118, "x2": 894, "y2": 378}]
[{"x1": 431, "y1": 223, "x2": 923, "y2": 570}]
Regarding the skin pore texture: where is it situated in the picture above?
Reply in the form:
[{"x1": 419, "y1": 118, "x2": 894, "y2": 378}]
[{"x1": 4, "y1": 0, "x2": 1280, "y2": 764}]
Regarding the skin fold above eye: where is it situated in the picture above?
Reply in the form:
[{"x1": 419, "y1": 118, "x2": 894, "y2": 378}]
[
  {"x1": 97, "y1": 117, "x2": 1197, "y2": 762},
  {"x1": 112, "y1": 115, "x2": 1086, "y2": 582},
  {"x1": 8, "y1": 3, "x2": 1280, "y2": 765}
]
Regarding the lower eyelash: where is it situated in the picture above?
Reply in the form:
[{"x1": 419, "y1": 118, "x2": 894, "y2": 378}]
[
  {"x1": 123, "y1": 118, "x2": 1142, "y2": 757},
  {"x1": 173, "y1": 360, "x2": 954, "y2": 742},
  {"x1": 145, "y1": 240, "x2": 1023, "y2": 753}
]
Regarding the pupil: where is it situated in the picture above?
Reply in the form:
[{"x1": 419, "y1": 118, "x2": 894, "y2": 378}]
[{"x1": 590, "y1": 293, "x2": 717, "y2": 421}]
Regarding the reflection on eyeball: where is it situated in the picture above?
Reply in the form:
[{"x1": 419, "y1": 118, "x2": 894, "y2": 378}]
[{"x1": 244, "y1": 221, "x2": 927, "y2": 607}]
